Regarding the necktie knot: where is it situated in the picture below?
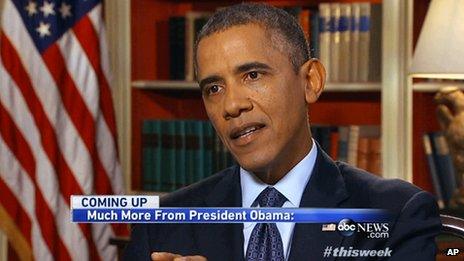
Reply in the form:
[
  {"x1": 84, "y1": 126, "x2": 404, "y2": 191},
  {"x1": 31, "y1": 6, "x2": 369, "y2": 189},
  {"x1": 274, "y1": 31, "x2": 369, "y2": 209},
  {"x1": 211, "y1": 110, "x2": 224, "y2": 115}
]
[
  {"x1": 246, "y1": 187, "x2": 287, "y2": 260},
  {"x1": 257, "y1": 187, "x2": 287, "y2": 207}
]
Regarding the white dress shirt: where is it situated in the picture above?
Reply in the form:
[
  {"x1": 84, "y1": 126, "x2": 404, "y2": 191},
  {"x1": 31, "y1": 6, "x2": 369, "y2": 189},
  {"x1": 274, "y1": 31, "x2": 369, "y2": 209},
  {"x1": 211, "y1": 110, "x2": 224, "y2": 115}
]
[{"x1": 240, "y1": 140, "x2": 318, "y2": 260}]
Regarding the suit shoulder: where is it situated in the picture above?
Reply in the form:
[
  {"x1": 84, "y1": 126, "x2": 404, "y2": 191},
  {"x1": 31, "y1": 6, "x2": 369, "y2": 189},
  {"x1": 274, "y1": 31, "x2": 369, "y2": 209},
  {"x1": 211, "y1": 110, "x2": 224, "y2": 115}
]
[
  {"x1": 336, "y1": 162, "x2": 428, "y2": 211},
  {"x1": 160, "y1": 166, "x2": 236, "y2": 207}
]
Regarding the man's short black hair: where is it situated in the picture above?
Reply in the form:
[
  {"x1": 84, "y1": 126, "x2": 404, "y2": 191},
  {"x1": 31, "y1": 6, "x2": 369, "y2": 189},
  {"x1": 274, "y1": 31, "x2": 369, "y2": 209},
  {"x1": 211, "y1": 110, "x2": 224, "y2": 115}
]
[{"x1": 194, "y1": 2, "x2": 311, "y2": 77}]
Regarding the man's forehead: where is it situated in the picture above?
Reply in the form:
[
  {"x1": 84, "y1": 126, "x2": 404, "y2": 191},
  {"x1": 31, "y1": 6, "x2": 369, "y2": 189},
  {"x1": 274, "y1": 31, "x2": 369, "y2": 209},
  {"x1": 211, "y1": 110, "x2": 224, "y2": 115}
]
[{"x1": 197, "y1": 24, "x2": 270, "y2": 68}]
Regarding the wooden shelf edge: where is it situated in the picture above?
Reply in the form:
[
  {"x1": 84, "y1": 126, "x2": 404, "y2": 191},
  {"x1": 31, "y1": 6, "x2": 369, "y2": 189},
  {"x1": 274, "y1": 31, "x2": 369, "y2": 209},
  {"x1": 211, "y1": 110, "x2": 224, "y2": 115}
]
[
  {"x1": 413, "y1": 82, "x2": 464, "y2": 92},
  {"x1": 325, "y1": 82, "x2": 381, "y2": 92},
  {"x1": 132, "y1": 80, "x2": 199, "y2": 90},
  {"x1": 132, "y1": 80, "x2": 381, "y2": 92}
]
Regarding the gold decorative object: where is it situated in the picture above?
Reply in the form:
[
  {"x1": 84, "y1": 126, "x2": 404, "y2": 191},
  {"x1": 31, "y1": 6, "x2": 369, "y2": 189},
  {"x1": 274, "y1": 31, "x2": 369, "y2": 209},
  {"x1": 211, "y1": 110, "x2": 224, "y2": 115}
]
[{"x1": 435, "y1": 86, "x2": 464, "y2": 207}]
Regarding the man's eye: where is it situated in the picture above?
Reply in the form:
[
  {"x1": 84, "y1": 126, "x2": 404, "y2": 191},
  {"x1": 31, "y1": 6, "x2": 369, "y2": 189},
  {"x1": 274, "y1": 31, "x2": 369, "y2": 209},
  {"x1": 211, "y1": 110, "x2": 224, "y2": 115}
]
[
  {"x1": 207, "y1": 85, "x2": 222, "y2": 95},
  {"x1": 246, "y1": 71, "x2": 260, "y2": 80}
]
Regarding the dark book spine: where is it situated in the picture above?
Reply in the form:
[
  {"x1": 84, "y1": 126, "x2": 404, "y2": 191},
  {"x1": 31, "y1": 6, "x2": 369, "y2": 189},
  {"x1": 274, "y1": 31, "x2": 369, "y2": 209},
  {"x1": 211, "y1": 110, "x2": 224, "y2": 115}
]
[
  {"x1": 185, "y1": 121, "x2": 197, "y2": 185},
  {"x1": 431, "y1": 132, "x2": 458, "y2": 206},
  {"x1": 423, "y1": 133, "x2": 445, "y2": 209},
  {"x1": 368, "y1": 3, "x2": 382, "y2": 82},
  {"x1": 159, "y1": 121, "x2": 176, "y2": 192},
  {"x1": 169, "y1": 17, "x2": 186, "y2": 80},
  {"x1": 141, "y1": 121, "x2": 156, "y2": 191},
  {"x1": 175, "y1": 121, "x2": 186, "y2": 189},
  {"x1": 319, "y1": 126, "x2": 332, "y2": 153},
  {"x1": 310, "y1": 9, "x2": 320, "y2": 58},
  {"x1": 204, "y1": 121, "x2": 214, "y2": 178}
]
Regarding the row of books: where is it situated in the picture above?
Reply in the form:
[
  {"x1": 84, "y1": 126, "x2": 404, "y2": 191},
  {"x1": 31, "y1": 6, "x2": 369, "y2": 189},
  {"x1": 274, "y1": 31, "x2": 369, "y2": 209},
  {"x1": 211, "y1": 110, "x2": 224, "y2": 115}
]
[
  {"x1": 141, "y1": 120, "x2": 234, "y2": 192},
  {"x1": 313, "y1": 125, "x2": 381, "y2": 176},
  {"x1": 141, "y1": 120, "x2": 381, "y2": 192},
  {"x1": 423, "y1": 132, "x2": 458, "y2": 209},
  {"x1": 318, "y1": 2, "x2": 381, "y2": 83},
  {"x1": 167, "y1": 3, "x2": 381, "y2": 84}
]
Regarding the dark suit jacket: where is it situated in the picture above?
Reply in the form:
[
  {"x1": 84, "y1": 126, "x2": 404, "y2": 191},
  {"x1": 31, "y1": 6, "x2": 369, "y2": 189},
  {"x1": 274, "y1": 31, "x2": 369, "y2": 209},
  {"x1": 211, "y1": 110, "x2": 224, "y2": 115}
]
[{"x1": 123, "y1": 147, "x2": 441, "y2": 260}]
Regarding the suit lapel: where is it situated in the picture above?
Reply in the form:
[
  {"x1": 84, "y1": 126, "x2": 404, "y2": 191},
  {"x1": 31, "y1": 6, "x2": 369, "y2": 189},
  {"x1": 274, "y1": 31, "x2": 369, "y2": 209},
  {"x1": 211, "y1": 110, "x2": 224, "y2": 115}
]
[
  {"x1": 193, "y1": 166, "x2": 245, "y2": 261},
  {"x1": 288, "y1": 145, "x2": 350, "y2": 261}
]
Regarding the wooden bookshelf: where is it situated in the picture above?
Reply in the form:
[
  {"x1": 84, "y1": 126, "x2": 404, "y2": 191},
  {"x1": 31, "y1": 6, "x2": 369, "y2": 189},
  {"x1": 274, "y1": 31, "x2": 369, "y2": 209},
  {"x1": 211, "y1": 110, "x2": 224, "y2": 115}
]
[
  {"x1": 131, "y1": 88, "x2": 207, "y2": 189},
  {"x1": 130, "y1": 0, "x2": 381, "y2": 82}
]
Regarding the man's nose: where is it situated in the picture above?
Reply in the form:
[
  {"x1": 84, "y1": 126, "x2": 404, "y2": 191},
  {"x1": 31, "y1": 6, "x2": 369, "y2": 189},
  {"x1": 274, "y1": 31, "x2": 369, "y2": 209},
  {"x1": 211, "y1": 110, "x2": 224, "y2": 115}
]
[{"x1": 222, "y1": 83, "x2": 253, "y2": 120}]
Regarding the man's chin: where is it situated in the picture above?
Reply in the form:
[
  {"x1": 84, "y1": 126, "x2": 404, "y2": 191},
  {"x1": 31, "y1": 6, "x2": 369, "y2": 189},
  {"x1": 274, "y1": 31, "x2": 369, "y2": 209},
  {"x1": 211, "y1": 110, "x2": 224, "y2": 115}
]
[
  {"x1": 234, "y1": 157, "x2": 270, "y2": 175},
  {"x1": 232, "y1": 146, "x2": 279, "y2": 171}
]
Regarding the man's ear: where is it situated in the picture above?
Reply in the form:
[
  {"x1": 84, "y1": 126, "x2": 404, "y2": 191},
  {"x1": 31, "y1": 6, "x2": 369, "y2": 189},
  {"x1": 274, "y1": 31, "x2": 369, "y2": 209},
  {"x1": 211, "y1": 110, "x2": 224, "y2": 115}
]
[{"x1": 300, "y1": 58, "x2": 326, "y2": 104}]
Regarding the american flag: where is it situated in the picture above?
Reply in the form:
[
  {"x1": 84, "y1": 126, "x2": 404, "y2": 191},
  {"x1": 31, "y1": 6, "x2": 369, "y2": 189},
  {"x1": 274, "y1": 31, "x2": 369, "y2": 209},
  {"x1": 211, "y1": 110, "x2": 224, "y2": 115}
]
[{"x1": 0, "y1": 0, "x2": 126, "y2": 260}]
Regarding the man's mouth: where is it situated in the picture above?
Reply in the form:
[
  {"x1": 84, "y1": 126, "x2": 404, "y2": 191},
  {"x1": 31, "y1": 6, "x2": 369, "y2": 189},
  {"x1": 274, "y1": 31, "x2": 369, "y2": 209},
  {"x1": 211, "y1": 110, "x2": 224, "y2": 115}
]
[{"x1": 230, "y1": 123, "x2": 266, "y2": 140}]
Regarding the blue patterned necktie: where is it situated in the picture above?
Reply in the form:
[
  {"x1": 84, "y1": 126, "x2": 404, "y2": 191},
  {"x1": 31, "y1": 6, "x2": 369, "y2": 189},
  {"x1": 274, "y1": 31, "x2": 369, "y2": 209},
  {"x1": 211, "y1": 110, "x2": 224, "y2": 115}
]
[{"x1": 246, "y1": 187, "x2": 287, "y2": 261}]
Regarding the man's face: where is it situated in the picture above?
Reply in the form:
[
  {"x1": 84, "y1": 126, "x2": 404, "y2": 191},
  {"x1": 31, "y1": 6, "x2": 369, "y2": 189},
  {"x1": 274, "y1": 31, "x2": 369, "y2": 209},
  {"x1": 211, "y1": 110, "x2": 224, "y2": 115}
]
[{"x1": 197, "y1": 23, "x2": 314, "y2": 176}]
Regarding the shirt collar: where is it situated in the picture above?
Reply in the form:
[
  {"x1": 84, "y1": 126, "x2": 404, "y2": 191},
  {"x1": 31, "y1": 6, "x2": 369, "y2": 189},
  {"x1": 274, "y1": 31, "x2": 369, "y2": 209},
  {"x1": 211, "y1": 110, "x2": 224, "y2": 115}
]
[{"x1": 240, "y1": 139, "x2": 318, "y2": 207}]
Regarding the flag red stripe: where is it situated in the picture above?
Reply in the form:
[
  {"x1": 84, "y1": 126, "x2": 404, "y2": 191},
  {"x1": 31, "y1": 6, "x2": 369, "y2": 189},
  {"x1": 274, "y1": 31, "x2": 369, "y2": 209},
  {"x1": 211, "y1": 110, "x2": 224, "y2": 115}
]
[
  {"x1": 42, "y1": 44, "x2": 113, "y2": 199},
  {"x1": 0, "y1": 101, "x2": 70, "y2": 260},
  {"x1": 73, "y1": 16, "x2": 118, "y2": 144},
  {"x1": 42, "y1": 45, "x2": 96, "y2": 158},
  {"x1": 0, "y1": 33, "x2": 99, "y2": 260},
  {"x1": 0, "y1": 175, "x2": 32, "y2": 246},
  {"x1": 72, "y1": 17, "x2": 130, "y2": 236}
]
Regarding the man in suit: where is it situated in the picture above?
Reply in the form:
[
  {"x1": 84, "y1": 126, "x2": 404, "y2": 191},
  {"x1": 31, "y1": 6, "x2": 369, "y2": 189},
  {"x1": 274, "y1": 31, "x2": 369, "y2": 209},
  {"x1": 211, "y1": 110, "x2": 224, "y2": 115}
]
[{"x1": 124, "y1": 3, "x2": 441, "y2": 260}]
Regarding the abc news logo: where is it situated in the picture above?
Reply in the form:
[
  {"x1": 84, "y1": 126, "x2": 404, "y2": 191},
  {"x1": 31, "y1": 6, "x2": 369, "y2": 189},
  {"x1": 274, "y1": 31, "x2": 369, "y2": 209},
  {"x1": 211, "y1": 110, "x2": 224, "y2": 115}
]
[{"x1": 323, "y1": 218, "x2": 390, "y2": 239}]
